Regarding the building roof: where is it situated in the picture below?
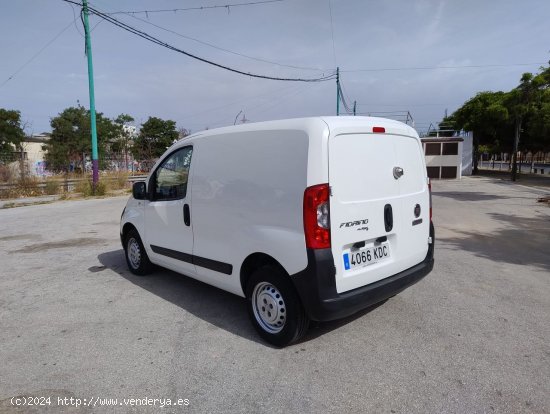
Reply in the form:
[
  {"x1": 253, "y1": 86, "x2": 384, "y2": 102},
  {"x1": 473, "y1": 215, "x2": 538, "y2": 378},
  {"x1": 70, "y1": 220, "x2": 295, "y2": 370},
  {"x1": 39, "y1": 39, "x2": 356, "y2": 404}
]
[
  {"x1": 24, "y1": 133, "x2": 51, "y2": 143},
  {"x1": 421, "y1": 137, "x2": 464, "y2": 143}
]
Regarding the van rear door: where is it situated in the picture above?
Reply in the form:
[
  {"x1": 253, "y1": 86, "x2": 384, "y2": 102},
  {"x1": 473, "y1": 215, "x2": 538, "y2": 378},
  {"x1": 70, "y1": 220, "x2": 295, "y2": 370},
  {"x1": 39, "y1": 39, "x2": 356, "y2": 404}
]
[{"x1": 328, "y1": 127, "x2": 429, "y2": 294}]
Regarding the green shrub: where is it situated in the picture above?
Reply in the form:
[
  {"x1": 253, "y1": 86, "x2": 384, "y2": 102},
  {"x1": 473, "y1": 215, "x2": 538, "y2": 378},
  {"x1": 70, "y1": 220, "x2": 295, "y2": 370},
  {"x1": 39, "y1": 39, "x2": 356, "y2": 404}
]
[
  {"x1": 75, "y1": 180, "x2": 108, "y2": 197},
  {"x1": 13, "y1": 177, "x2": 41, "y2": 197},
  {"x1": 0, "y1": 165, "x2": 13, "y2": 183},
  {"x1": 44, "y1": 180, "x2": 60, "y2": 195},
  {"x1": 95, "y1": 181, "x2": 108, "y2": 196},
  {"x1": 75, "y1": 180, "x2": 92, "y2": 196},
  {"x1": 0, "y1": 177, "x2": 42, "y2": 199},
  {"x1": 113, "y1": 172, "x2": 129, "y2": 190}
]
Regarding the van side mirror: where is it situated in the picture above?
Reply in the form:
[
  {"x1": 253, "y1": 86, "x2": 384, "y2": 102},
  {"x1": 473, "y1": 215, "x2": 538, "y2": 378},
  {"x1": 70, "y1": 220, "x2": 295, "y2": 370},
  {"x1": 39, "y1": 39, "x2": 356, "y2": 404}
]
[{"x1": 132, "y1": 181, "x2": 147, "y2": 200}]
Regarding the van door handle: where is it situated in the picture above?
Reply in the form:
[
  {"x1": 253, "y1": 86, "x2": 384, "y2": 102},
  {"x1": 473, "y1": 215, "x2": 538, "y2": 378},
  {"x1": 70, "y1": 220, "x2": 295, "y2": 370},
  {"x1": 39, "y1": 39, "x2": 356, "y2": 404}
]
[
  {"x1": 183, "y1": 204, "x2": 191, "y2": 226},
  {"x1": 384, "y1": 204, "x2": 393, "y2": 232}
]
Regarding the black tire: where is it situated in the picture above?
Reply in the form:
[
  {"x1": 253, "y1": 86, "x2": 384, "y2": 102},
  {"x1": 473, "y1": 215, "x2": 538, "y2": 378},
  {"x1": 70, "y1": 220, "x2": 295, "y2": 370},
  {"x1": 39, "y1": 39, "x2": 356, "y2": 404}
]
[
  {"x1": 124, "y1": 229, "x2": 153, "y2": 276},
  {"x1": 246, "y1": 266, "x2": 309, "y2": 347}
]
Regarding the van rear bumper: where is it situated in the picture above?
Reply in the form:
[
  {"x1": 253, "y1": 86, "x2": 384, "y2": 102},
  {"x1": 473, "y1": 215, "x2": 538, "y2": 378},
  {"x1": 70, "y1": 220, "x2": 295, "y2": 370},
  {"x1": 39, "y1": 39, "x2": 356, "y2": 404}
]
[{"x1": 291, "y1": 225, "x2": 435, "y2": 322}]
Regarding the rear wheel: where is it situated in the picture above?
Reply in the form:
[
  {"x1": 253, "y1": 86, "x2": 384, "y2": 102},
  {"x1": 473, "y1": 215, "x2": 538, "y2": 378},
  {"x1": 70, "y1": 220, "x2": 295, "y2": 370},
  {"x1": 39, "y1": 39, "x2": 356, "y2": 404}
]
[
  {"x1": 124, "y1": 229, "x2": 153, "y2": 276},
  {"x1": 246, "y1": 267, "x2": 309, "y2": 347}
]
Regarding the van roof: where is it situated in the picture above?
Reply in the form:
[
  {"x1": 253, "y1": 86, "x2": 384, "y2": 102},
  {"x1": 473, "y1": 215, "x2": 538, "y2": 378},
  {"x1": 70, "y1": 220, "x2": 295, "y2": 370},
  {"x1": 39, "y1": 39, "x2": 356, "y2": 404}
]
[{"x1": 179, "y1": 116, "x2": 417, "y2": 143}]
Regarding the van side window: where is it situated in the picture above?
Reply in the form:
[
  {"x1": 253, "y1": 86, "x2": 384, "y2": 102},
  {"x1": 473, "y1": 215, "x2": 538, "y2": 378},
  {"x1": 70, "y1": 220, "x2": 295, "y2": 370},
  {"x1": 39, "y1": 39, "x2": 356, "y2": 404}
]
[{"x1": 153, "y1": 146, "x2": 193, "y2": 201}]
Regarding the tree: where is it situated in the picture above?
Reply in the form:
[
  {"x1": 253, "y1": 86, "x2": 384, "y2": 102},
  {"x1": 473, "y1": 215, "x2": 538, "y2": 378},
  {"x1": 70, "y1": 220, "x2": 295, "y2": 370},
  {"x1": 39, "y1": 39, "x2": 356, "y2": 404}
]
[
  {"x1": 0, "y1": 109, "x2": 25, "y2": 164},
  {"x1": 502, "y1": 68, "x2": 550, "y2": 179},
  {"x1": 44, "y1": 106, "x2": 119, "y2": 172},
  {"x1": 505, "y1": 73, "x2": 537, "y2": 180},
  {"x1": 111, "y1": 114, "x2": 135, "y2": 171},
  {"x1": 525, "y1": 92, "x2": 550, "y2": 153},
  {"x1": 448, "y1": 63, "x2": 550, "y2": 178},
  {"x1": 451, "y1": 91, "x2": 509, "y2": 174},
  {"x1": 522, "y1": 66, "x2": 550, "y2": 154},
  {"x1": 132, "y1": 117, "x2": 179, "y2": 161}
]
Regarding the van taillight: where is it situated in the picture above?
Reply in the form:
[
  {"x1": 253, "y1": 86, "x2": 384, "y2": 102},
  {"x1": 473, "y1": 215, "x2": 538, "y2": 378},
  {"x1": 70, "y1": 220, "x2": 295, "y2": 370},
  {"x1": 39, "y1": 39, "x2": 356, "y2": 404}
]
[
  {"x1": 372, "y1": 126, "x2": 385, "y2": 133},
  {"x1": 304, "y1": 184, "x2": 331, "y2": 249},
  {"x1": 428, "y1": 178, "x2": 432, "y2": 221}
]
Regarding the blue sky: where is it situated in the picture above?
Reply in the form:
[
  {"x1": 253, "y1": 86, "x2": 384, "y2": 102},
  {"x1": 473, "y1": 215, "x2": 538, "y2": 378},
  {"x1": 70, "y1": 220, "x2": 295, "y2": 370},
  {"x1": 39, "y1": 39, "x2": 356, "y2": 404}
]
[{"x1": 0, "y1": 0, "x2": 548, "y2": 135}]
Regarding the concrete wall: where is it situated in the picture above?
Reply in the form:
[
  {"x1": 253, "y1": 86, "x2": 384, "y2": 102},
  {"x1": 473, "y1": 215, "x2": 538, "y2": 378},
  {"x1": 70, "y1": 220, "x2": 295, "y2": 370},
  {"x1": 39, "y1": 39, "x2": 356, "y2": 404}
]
[
  {"x1": 22, "y1": 137, "x2": 49, "y2": 177},
  {"x1": 461, "y1": 132, "x2": 473, "y2": 176}
]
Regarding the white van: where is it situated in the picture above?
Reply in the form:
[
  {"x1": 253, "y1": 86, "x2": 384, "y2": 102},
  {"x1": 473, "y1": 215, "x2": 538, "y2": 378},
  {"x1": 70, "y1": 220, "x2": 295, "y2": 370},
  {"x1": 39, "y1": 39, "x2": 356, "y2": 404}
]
[{"x1": 120, "y1": 117, "x2": 434, "y2": 346}]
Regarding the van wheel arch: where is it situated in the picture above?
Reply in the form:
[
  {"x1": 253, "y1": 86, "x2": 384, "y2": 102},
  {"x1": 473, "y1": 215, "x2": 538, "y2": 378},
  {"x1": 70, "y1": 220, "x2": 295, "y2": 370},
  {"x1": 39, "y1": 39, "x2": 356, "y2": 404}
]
[
  {"x1": 122, "y1": 223, "x2": 138, "y2": 243},
  {"x1": 245, "y1": 265, "x2": 309, "y2": 346},
  {"x1": 240, "y1": 253, "x2": 288, "y2": 295},
  {"x1": 123, "y1": 226, "x2": 153, "y2": 275}
]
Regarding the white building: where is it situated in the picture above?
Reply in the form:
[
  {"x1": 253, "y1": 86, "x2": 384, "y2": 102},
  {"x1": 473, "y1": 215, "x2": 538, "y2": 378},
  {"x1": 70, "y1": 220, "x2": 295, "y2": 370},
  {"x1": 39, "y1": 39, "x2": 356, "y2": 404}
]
[{"x1": 421, "y1": 133, "x2": 473, "y2": 179}]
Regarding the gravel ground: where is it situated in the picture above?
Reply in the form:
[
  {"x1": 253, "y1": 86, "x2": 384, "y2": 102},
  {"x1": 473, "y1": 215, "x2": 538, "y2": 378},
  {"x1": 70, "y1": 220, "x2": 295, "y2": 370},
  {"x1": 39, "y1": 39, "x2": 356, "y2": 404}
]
[{"x1": 0, "y1": 176, "x2": 549, "y2": 414}]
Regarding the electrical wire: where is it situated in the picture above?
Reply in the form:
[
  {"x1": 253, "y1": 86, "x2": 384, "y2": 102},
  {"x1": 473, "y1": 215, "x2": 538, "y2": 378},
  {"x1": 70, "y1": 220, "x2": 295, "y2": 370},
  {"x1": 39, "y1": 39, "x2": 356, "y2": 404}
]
[
  {"x1": 104, "y1": 0, "x2": 285, "y2": 15},
  {"x1": 0, "y1": 18, "x2": 77, "y2": 89},
  {"x1": 337, "y1": 77, "x2": 352, "y2": 114},
  {"x1": 328, "y1": 0, "x2": 355, "y2": 115},
  {"x1": 357, "y1": 111, "x2": 412, "y2": 115},
  {"x1": 179, "y1": 82, "x2": 298, "y2": 121},
  {"x1": 339, "y1": 88, "x2": 352, "y2": 114},
  {"x1": 356, "y1": 111, "x2": 413, "y2": 123},
  {"x1": 327, "y1": 0, "x2": 337, "y2": 67},
  {"x1": 252, "y1": 83, "x2": 308, "y2": 114},
  {"x1": 338, "y1": 79, "x2": 354, "y2": 114},
  {"x1": 91, "y1": 1, "x2": 326, "y2": 72},
  {"x1": 189, "y1": 82, "x2": 313, "y2": 128},
  {"x1": 357, "y1": 103, "x2": 448, "y2": 107},
  {"x1": 62, "y1": 0, "x2": 336, "y2": 82},
  {"x1": 342, "y1": 63, "x2": 547, "y2": 72},
  {"x1": 70, "y1": 3, "x2": 84, "y2": 37},
  {"x1": 340, "y1": 92, "x2": 352, "y2": 114}
]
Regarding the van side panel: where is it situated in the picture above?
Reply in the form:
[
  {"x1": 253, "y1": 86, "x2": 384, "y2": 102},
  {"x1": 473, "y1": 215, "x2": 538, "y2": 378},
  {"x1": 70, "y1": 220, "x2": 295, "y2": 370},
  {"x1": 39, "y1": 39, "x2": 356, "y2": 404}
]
[{"x1": 191, "y1": 130, "x2": 309, "y2": 296}]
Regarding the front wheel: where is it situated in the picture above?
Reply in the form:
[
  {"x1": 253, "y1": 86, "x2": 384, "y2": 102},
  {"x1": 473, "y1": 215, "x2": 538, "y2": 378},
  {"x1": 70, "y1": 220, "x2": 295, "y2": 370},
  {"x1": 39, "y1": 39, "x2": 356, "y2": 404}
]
[
  {"x1": 246, "y1": 267, "x2": 309, "y2": 347},
  {"x1": 124, "y1": 229, "x2": 153, "y2": 276}
]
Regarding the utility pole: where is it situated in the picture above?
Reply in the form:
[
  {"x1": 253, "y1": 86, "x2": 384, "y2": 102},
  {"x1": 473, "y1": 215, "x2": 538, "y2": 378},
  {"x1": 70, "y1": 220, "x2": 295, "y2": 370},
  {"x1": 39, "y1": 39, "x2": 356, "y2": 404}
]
[
  {"x1": 353, "y1": 100, "x2": 356, "y2": 116},
  {"x1": 82, "y1": 0, "x2": 99, "y2": 190},
  {"x1": 336, "y1": 67, "x2": 340, "y2": 116}
]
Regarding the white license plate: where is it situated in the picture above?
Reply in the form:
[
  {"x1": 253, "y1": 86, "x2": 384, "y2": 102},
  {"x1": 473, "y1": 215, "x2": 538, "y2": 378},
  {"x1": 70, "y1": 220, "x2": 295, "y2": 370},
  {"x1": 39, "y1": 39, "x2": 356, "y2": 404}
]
[{"x1": 343, "y1": 243, "x2": 390, "y2": 270}]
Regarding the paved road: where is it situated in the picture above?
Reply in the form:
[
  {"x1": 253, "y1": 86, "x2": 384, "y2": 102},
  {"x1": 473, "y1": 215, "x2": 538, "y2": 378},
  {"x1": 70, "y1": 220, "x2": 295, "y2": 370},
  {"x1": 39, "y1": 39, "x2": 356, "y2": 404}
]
[{"x1": 0, "y1": 177, "x2": 549, "y2": 413}]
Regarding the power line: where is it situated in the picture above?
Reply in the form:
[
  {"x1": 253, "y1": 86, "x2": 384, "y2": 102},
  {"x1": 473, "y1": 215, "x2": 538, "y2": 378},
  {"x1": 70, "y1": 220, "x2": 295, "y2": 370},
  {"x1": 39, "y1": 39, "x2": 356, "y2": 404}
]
[
  {"x1": 69, "y1": 3, "x2": 84, "y2": 37},
  {"x1": 336, "y1": 73, "x2": 354, "y2": 114},
  {"x1": 62, "y1": 0, "x2": 336, "y2": 82},
  {"x1": 358, "y1": 110, "x2": 413, "y2": 115},
  {"x1": 91, "y1": 1, "x2": 325, "y2": 72},
  {"x1": 341, "y1": 62, "x2": 547, "y2": 73},
  {"x1": 338, "y1": 79, "x2": 354, "y2": 114},
  {"x1": 327, "y1": 0, "x2": 337, "y2": 67},
  {"x1": 357, "y1": 111, "x2": 414, "y2": 125},
  {"x1": 339, "y1": 88, "x2": 352, "y2": 114},
  {"x1": 179, "y1": 82, "x2": 299, "y2": 120},
  {"x1": 252, "y1": 83, "x2": 309, "y2": 115},
  {"x1": 0, "y1": 18, "x2": 76, "y2": 89},
  {"x1": 357, "y1": 103, "x2": 448, "y2": 107},
  {"x1": 104, "y1": 0, "x2": 285, "y2": 15}
]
